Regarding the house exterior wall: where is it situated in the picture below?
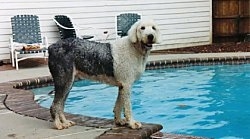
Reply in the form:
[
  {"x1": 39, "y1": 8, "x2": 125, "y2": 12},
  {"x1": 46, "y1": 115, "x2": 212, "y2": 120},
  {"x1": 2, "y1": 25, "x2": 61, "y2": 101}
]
[{"x1": 0, "y1": 0, "x2": 212, "y2": 60}]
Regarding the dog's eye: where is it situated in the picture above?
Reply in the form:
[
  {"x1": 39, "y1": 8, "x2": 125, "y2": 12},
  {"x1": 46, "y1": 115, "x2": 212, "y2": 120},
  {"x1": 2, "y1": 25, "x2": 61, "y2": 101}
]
[
  {"x1": 141, "y1": 26, "x2": 145, "y2": 30},
  {"x1": 152, "y1": 26, "x2": 156, "y2": 30}
]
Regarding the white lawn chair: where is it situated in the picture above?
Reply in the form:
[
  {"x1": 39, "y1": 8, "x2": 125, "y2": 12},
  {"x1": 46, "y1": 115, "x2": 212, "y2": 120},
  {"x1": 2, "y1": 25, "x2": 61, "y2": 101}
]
[{"x1": 9, "y1": 15, "x2": 48, "y2": 70}]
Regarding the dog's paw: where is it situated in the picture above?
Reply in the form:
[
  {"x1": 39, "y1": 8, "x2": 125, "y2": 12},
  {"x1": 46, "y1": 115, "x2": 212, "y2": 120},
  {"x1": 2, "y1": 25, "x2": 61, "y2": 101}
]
[
  {"x1": 129, "y1": 121, "x2": 142, "y2": 129},
  {"x1": 54, "y1": 120, "x2": 64, "y2": 130},
  {"x1": 62, "y1": 120, "x2": 76, "y2": 129},
  {"x1": 115, "y1": 119, "x2": 127, "y2": 126},
  {"x1": 54, "y1": 120, "x2": 76, "y2": 130}
]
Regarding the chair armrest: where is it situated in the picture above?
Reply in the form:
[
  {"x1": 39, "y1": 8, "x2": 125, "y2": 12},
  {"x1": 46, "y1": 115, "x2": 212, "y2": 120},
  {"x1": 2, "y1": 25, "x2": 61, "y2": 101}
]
[
  {"x1": 76, "y1": 27, "x2": 110, "y2": 41},
  {"x1": 76, "y1": 24, "x2": 109, "y2": 35},
  {"x1": 9, "y1": 37, "x2": 25, "y2": 51}
]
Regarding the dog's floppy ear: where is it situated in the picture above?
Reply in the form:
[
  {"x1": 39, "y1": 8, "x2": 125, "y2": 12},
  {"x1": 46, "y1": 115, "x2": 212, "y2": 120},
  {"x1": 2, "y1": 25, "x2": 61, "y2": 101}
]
[
  {"x1": 128, "y1": 21, "x2": 140, "y2": 43},
  {"x1": 155, "y1": 24, "x2": 162, "y2": 44},
  {"x1": 156, "y1": 30, "x2": 162, "y2": 44}
]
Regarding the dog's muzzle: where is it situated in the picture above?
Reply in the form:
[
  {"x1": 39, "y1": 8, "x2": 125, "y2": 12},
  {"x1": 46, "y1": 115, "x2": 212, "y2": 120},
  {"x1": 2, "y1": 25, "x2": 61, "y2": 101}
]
[{"x1": 142, "y1": 34, "x2": 154, "y2": 50}]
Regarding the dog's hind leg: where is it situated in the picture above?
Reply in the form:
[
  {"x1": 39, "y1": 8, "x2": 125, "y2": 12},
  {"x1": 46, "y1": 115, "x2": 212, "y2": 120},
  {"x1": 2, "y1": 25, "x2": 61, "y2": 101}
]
[{"x1": 50, "y1": 68, "x2": 76, "y2": 130}]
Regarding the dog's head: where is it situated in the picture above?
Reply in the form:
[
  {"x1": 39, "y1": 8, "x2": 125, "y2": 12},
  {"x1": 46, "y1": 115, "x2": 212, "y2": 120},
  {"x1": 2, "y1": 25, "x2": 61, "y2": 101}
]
[{"x1": 128, "y1": 19, "x2": 161, "y2": 50}]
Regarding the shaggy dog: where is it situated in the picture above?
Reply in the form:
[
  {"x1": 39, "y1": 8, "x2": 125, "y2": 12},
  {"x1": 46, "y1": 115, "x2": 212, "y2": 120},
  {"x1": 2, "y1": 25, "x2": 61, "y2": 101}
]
[{"x1": 48, "y1": 20, "x2": 161, "y2": 130}]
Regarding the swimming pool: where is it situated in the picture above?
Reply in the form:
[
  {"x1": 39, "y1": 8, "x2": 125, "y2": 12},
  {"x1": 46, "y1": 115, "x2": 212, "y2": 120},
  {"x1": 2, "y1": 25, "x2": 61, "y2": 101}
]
[{"x1": 33, "y1": 64, "x2": 250, "y2": 139}]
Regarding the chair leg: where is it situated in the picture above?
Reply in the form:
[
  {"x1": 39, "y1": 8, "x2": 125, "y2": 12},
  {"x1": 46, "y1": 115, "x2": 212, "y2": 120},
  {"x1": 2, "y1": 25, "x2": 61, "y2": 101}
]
[
  {"x1": 15, "y1": 52, "x2": 19, "y2": 70},
  {"x1": 11, "y1": 51, "x2": 15, "y2": 67},
  {"x1": 15, "y1": 60, "x2": 18, "y2": 70}
]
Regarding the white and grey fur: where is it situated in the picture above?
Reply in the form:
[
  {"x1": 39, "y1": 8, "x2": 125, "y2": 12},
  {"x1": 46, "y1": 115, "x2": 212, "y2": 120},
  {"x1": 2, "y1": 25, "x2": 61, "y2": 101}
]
[{"x1": 48, "y1": 19, "x2": 161, "y2": 130}]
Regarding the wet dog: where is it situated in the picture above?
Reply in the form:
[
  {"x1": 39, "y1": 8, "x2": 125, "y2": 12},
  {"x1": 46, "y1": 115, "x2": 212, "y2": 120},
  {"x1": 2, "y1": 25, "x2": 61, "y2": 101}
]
[{"x1": 48, "y1": 20, "x2": 161, "y2": 130}]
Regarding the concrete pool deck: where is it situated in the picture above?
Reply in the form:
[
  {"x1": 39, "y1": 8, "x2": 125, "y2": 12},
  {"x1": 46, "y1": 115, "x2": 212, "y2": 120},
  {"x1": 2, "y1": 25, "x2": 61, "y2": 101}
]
[
  {"x1": 0, "y1": 66, "x2": 109, "y2": 139},
  {"x1": 1, "y1": 52, "x2": 250, "y2": 139}
]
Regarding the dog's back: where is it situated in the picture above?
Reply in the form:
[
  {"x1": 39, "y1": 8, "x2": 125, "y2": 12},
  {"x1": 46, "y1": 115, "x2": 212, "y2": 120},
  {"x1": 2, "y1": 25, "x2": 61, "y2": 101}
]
[{"x1": 48, "y1": 38, "x2": 115, "y2": 79}]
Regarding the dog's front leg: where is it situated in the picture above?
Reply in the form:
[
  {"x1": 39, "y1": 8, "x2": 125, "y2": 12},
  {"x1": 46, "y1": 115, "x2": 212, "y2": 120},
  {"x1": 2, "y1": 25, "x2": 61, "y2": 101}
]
[
  {"x1": 114, "y1": 86, "x2": 125, "y2": 126},
  {"x1": 122, "y1": 84, "x2": 142, "y2": 129}
]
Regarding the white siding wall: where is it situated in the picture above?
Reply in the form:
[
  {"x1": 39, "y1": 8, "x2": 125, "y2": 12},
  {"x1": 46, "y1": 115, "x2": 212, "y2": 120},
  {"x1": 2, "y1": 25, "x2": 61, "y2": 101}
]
[{"x1": 0, "y1": 0, "x2": 212, "y2": 60}]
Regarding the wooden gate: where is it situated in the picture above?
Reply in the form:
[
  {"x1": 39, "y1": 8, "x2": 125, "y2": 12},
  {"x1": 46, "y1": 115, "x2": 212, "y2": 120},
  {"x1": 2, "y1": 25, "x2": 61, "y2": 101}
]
[{"x1": 213, "y1": 0, "x2": 250, "y2": 42}]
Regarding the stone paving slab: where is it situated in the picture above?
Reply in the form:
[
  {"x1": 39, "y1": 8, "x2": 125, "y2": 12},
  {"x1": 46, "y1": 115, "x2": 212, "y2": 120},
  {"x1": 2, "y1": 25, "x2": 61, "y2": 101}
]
[
  {"x1": 0, "y1": 111, "x2": 107, "y2": 139},
  {"x1": 98, "y1": 124, "x2": 163, "y2": 139}
]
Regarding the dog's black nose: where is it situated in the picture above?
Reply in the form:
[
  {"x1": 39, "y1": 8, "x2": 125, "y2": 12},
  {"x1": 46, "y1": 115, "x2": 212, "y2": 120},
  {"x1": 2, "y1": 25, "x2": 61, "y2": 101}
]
[{"x1": 147, "y1": 34, "x2": 154, "y2": 42}]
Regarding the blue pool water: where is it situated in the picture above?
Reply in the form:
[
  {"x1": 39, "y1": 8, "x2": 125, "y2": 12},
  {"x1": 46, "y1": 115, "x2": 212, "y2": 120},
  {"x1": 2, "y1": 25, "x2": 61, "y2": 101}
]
[{"x1": 33, "y1": 64, "x2": 250, "y2": 139}]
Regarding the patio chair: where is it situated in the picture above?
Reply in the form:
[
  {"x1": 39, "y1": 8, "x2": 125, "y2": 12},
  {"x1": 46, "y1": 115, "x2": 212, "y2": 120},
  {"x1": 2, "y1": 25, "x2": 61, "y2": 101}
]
[
  {"x1": 10, "y1": 15, "x2": 48, "y2": 70},
  {"x1": 116, "y1": 13, "x2": 141, "y2": 38},
  {"x1": 53, "y1": 15, "x2": 93, "y2": 40},
  {"x1": 53, "y1": 15, "x2": 108, "y2": 41}
]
